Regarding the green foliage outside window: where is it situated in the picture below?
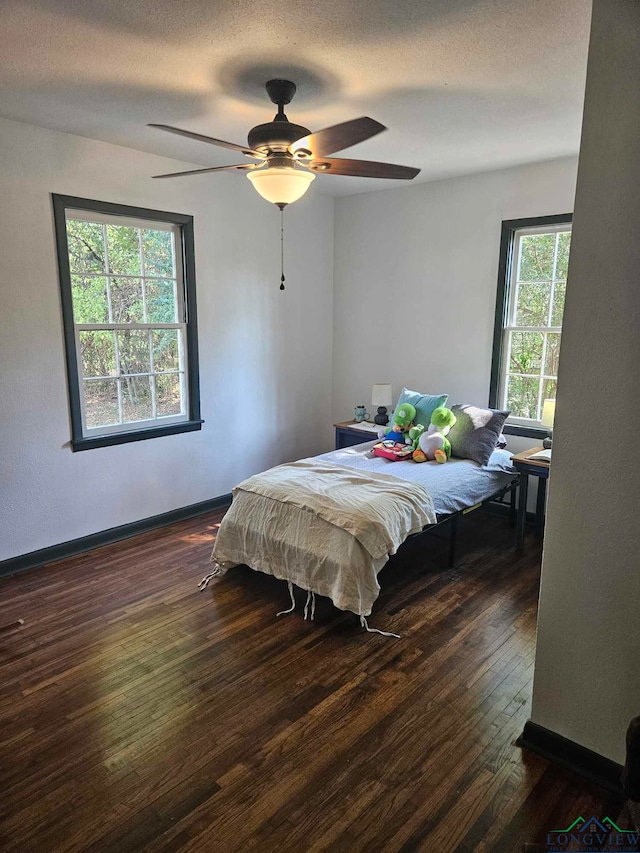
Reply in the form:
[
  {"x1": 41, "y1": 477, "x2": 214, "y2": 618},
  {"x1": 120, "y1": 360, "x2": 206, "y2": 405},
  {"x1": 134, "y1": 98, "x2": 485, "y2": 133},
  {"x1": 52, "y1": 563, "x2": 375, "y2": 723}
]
[
  {"x1": 505, "y1": 230, "x2": 570, "y2": 421},
  {"x1": 67, "y1": 219, "x2": 183, "y2": 427}
]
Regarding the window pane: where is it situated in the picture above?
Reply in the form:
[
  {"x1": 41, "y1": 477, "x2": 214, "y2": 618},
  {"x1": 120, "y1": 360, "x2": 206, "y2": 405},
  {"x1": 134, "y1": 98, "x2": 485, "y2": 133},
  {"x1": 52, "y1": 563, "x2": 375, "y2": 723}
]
[
  {"x1": 84, "y1": 379, "x2": 119, "y2": 427},
  {"x1": 110, "y1": 277, "x2": 144, "y2": 323},
  {"x1": 153, "y1": 329, "x2": 179, "y2": 372},
  {"x1": 509, "y1": 331, "x2": 543, "y2": 374},
  {"x1": 544, "y1": 332, "x2": 561, "y2": 376},
  {"x1": 507, "y1": 375, "x2": 540, "y2": 419},
  {"x1": 57, "y1": 201, "x2": 197, "y2": 443},
  {"x1": 518, "y1": 234, "x2": 555, "y2": 281},
  {"x1": 122, "y1": 376, "x2": 153, "y2": 422},
  {"x1": 515, "y1": 282, "x2": 551, "y2": 326},
  {"x1": 106, "y1": 224, "x2": 141, "y2": 276},
  {"x1": 79, "y1": 331, "x2": 116, "y2": 377},
  {"x1": 117, "y1": 330, "x2": 150, "y2": 375},
  {"x1": 66, "y1": 220, "x2": 105, "y2": 274},
  {"x1": 142, "y1": 229, "x2": 174, "y2": 278},
  {"x1": 551, "y1": 280, "x2": 566, "y2": 326},
  {"x1": 146, "y1": 279, "x2": 177, "y2": 323},
  {"x1": 555, "y1": 232, "x2": 571, "y2": 280},
  {"x1": 155, "y1": 374, "x2": 182, "y2": 417},
  {"x1": 71, "y1": 275, "x2": 108, "y2": 323},
  {"x1": 542, "y1": 377, "x2": 557, "y2": 402}
]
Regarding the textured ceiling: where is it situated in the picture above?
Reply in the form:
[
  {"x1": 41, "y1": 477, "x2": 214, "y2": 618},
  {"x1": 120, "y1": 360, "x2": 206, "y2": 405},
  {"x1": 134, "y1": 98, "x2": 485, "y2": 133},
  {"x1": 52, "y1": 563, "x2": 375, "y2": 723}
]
[{"x1": 0, "y1": 0, "x2": 591, "y2": 196}]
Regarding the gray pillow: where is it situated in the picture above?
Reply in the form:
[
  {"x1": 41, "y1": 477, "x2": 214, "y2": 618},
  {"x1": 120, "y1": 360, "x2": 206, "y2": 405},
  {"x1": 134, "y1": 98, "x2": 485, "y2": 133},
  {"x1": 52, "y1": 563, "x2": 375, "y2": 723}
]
[{"x1": 447, "y1": 404, "x2": 510, "y2": 466}]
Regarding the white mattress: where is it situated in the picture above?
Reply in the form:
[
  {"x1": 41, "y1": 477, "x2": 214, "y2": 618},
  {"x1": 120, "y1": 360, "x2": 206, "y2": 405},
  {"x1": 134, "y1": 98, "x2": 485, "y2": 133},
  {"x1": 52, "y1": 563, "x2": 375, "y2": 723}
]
[{"x1": 317, "y1": 442, "x2": 516, "y2": 516}]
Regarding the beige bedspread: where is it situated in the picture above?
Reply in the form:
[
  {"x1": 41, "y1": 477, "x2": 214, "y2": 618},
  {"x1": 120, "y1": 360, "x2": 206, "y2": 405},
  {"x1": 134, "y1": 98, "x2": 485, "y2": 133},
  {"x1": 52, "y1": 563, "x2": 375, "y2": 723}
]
[{"x1": 209, "y1": 459, "x2": 436, "y2": 616}]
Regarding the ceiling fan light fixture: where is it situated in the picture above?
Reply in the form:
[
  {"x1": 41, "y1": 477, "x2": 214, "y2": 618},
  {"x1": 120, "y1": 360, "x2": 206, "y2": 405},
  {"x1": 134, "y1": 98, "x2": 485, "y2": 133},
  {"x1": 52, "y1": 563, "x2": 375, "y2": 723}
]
[
  {"x1": 247, "y1": 166, "x2": 315, "y2": 206},
  {"x1": 150, "y1": 81, "x2": 420, "y2": 187}
]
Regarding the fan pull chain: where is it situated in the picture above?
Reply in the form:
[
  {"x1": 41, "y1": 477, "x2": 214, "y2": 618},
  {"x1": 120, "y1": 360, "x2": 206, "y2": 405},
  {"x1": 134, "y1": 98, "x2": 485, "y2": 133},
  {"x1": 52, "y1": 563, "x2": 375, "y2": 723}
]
[{"x1": 279, "y1": 205, "x2": 285, "y2": 291}]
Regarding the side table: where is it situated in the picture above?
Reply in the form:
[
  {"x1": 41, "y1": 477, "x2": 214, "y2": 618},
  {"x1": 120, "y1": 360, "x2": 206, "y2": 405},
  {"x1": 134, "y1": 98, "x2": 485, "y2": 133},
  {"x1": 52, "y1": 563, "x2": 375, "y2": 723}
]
[
  {"x1": 334, "y1": 421, "x2": 379, "y2": 450},
  {"x1": 511, "y1": 447, "x2": 551, "y2": 551}
]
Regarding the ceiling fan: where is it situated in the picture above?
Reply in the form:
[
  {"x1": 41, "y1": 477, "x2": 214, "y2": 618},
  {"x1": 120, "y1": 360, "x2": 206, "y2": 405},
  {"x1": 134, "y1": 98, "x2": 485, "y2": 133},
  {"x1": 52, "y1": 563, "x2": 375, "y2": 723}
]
[{"x1": 149, "y1": 79, "x2": 420, "y2": 207}]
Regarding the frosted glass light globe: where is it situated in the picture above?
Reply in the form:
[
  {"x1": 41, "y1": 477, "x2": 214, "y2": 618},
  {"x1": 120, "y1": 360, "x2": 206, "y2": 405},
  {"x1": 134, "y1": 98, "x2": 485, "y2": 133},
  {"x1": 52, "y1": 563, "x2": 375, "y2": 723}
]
[{"x1": 247, "y1": 167, "x2": 315, "y2": 205}]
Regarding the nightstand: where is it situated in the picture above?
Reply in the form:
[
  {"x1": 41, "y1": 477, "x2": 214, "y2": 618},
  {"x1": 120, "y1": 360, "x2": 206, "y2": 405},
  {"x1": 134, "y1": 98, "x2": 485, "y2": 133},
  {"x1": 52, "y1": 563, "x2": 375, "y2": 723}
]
[
  {"x1": 511, "y1": 447, "x2": 551, "y2": 551},
  {"x1": 334, "y1": 421, "x2": 379, "y2": 450}
]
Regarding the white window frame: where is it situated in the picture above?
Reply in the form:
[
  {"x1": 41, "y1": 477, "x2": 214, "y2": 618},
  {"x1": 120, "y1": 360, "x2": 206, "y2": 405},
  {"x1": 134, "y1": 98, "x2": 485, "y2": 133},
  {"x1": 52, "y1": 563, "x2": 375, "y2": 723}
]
[
  {"x1": 53, "y1": 195, "x2": 201, "y2": 451},
  {"x1": 67, "y1": 210, "x2": 189, "y2": 438},
  {"x1": 497, "y1": 221, "x2": 572, "y2": 428}
]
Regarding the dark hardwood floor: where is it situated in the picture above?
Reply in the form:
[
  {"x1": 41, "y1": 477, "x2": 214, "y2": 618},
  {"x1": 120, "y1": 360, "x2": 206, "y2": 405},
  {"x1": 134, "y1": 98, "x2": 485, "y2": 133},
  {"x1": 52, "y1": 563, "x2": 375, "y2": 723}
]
[{"x1": 0, "y1": 511, "x2": 623, "y2": 852}]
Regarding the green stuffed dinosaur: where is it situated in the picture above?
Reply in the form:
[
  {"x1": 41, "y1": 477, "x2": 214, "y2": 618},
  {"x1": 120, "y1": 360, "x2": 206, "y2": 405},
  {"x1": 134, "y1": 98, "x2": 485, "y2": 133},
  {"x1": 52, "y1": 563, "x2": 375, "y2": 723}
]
[{"x1": 412, "y1": 406, "x2": 457, "y2": 463}]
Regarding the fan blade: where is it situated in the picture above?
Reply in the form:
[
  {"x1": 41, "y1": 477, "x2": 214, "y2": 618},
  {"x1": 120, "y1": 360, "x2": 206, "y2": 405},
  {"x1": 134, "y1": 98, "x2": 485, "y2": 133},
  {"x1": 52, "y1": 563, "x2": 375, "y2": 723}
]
[
  {"x1": 308, "y1": 157, "x2": 420, "y2": 179},
  {"x1": 152, "y1": 163, "x2": 263, "y2": 179},
  {"x1": 290, "y1": 117, "x2": 386, "y2": 158},
  {"x1": 148, "y1": 124, "x2": 266, "y2": 159}
]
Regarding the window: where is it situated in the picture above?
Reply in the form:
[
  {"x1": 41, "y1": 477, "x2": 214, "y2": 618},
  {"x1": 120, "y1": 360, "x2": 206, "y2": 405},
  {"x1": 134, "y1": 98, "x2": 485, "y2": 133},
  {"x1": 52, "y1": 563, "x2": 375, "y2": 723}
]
[
  {"x1": 53, "y1": 195, "x2": 201, "y2": 450},
  {"x1": 490, "y1": 214, "x2": 572, "y2": 437}
]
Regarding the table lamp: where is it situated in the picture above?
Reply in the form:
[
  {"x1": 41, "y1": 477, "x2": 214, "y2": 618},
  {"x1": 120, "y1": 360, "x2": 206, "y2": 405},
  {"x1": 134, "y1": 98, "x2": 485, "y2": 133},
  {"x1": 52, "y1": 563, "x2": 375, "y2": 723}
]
[
  {"x1": 372, "y1": 384, "x2": 393, "y2": 426},
  {"x1": 541, "y1": 398, "x2": 556, "y2": 449}
]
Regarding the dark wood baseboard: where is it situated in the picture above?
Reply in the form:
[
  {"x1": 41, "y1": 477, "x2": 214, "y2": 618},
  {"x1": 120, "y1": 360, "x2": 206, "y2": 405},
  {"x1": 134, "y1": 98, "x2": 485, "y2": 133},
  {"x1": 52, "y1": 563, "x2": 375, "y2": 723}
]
[
  {"x1": 0, "y1": 494, "x2": 232, "y2": 579},
  {"x1": 518, "y1": 720, "x2": 624, "y2": 796}
]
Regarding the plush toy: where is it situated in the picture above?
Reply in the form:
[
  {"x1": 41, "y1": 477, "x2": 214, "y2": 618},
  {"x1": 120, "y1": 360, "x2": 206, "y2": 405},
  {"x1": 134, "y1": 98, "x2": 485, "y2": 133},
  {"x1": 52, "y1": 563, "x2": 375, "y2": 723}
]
[
  {"x1": 412, "y1": 406, "x2": 457, "y2": 463},
  {"x1": 380, "y1": 402, "x2": 417, "y2": 445},
  {"x1": 408, "y1": 422, "x2": 426, "y2": 450}
]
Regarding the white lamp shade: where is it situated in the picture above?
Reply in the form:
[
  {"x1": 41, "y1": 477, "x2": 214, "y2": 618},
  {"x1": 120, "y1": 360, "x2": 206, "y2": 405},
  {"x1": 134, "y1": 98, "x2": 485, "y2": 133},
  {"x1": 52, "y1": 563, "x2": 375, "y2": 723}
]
[
  {"x1": 372, "y1": 384, "x2": 393, "y2": 407},
  {"x1": 541, "y1": 398, "x2": 556, "y2": 428},
  {"x1": 247, "y1": 167, "x2": 315, "y2": 205}
]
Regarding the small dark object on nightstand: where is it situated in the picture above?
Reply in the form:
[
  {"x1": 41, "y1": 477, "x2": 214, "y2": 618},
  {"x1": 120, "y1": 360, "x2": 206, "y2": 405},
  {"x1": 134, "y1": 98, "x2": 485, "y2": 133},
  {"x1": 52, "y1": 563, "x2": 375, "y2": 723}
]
[{"x1": 374, "y1": 406, "x2": 389, "y2": 426}]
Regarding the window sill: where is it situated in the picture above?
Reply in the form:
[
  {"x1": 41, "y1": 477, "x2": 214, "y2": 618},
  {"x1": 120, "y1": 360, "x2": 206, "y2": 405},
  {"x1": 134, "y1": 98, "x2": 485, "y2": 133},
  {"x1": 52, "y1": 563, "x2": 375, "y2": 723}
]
[
  {"x1": 71, "y1": 419, "x2": 204, "y2": 451},
  {"x1": 503, "y1": 423, "x2": 549, "y2": 440}
]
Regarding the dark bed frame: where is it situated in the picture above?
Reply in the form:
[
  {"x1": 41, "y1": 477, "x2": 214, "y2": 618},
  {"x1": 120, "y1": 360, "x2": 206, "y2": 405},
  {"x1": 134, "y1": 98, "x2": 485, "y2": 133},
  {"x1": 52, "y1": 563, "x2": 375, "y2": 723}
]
[{"x1": 406, "y1": 474, "x2": 521, "y2": 568}]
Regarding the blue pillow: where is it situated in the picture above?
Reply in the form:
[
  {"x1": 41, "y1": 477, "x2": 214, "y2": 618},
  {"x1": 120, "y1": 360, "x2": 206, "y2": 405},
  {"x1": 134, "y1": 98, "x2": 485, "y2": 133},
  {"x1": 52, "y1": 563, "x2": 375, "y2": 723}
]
[{"x1": 395, "y1": 387, "x2": 449, "y2": 428}]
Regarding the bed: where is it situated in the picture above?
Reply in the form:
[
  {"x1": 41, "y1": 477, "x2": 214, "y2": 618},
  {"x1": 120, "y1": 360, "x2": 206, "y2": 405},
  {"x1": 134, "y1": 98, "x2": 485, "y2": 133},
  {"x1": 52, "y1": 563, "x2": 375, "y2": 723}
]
[
  {"x1": 203, "y1": 439, "x2": 518, "y2": 629},
  {"x1": 320, "y1": 441, "x2": 516, "y2": 516}
]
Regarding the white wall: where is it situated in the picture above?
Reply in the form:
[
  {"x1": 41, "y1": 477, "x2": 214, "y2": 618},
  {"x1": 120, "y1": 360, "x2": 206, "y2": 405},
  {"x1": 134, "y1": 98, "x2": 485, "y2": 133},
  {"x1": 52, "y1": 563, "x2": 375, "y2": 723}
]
[
  {"x1": 332, "y1": 157, "x2": 578, "y2": 430},
  {"x1": 0, "y1": 118, "x2": 334, "y2": 561},
  {"x1": 530, "y1": 0, "x2": 640, "y2": 765}
]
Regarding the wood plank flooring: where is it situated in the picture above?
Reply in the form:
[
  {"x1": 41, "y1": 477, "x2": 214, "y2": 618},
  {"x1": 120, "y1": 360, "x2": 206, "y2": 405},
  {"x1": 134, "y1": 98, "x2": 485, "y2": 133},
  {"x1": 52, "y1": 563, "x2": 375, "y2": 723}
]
[{"x1": 0, "y1": 511, "x2": 624, "y2": 852}]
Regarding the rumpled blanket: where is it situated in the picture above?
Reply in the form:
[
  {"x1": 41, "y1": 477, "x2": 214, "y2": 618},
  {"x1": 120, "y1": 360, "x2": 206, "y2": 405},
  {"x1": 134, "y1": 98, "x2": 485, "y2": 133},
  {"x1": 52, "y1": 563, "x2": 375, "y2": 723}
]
[{"x1": 209, "y1": 459, "x2": 436, "y2": 616}]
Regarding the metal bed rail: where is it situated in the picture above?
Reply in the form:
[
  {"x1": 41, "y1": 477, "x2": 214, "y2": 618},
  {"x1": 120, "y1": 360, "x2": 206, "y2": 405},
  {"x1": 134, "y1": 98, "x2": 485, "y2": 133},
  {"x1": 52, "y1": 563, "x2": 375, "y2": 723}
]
[{"x1": 404, "y1": 475, "x2": 521, "y2": 568}]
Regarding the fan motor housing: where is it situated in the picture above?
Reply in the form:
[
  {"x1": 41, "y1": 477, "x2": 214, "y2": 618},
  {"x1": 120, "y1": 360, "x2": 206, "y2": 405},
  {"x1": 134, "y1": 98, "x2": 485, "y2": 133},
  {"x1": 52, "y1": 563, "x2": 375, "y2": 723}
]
[{"x1": 248, "y1": 120, "x2": 310, "y2": 153}]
